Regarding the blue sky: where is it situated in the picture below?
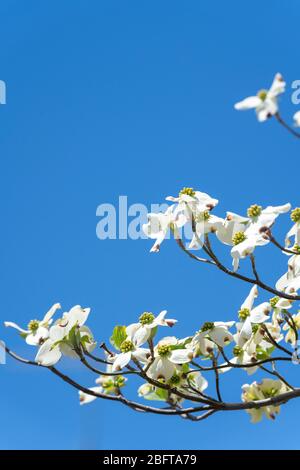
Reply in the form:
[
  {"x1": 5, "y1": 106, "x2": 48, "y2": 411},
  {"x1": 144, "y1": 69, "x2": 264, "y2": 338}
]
[{"x1": 1, "y1": 0, "x2": 300, "y2": 450}]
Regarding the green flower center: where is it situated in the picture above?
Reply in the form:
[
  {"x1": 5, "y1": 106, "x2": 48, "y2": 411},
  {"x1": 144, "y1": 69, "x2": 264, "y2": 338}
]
[
  {"x1": 238, "y1": 308, "x2": 250, "y2": 321},
  {"x1": 252, "y1": 324, "x2": 260, "y2": 334},
  {"x1": 233, "y1": 346, "x2": 243, "y2": 357},
  {"x1": 179, "y1": 187, "x2": 195, "y2": 197},
  {"x1": 115, "y1": 376, "x2": 126, "y2": 388},
  {"x1": 263, "y1": 388, "x2": 278, "y2": 398},
  {"x1": 293, "y1": 244, "x2": 300, "y2": 254},
  {"x1": 291, "y1": 208, "x2": 300, "y2": 223},
  {"x1": 139, "y1": 312, "x2": 155, "y2": 325},
  {"x1": 257, "y1": 89, "x2": 268, "y2": 101},
  {"x1": 270, "y1": 296, "x2": 279, "y2": 308},
  {"x1": 157, "y1": 344, "x2": 171, "y2": 357},
  {"x1": 102, "y1": 379, "x2": 114, "y2": 389},
  {"x1": 170, "y1": 374, "x2": 181, "y2": 385},
  {"x1": 247, "y1": 204, "x2": 262, "y2": 218},
  {"x1": 196, "y1": 210, "x2": 211, "y2": 222},
  {"x1": 28, "y1": 320, "x2": 39, "y2": 332},
  {"x1": 232, "y1": 231, "x2": 247, "y2": 245},
  {"x1": 120, "y1": 340, "x2": 134, "y2": 353},
  {"x1": 201, "y1": 322, "x2": 214, "y2": 332}
]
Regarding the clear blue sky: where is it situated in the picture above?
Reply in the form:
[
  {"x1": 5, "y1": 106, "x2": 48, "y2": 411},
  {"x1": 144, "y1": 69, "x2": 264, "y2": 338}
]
[{"x1": 1, "y1": 0, "x2": 300, "y2": 450}]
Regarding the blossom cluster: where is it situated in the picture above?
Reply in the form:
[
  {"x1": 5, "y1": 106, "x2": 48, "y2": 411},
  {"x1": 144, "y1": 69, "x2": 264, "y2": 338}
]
[
  {"x1": 4, "y1": 272, "x2": 300, "y2": 422},
  {"x1": 142, "y1": 185, "x2": 299, "y2": 277}
]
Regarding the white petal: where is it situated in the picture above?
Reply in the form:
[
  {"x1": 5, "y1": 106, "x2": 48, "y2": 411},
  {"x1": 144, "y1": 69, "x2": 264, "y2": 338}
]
[
  {"x1": 26, "y1": 327, "x2": 49, "y2": 346},
  {"x1": 42, "y1": 303, "x2": 61, "y2": 324},
  {"x1": 79, "y1": 386, "x2": 103, "y2": 405},
  {"x1": 209, "y1": 327, "x2": 233, "y2": 347},
  {"x1": 112, "y1": 352, "x2": 131, "y2": 372},
  {"x1": 60, "y1": 343, "x2": 79, "y2": 359},
  {"x1": 268, "y1": 73, "x2": 286, "y2": 98},
  {"x1": 133, "y1": 347, "x2": 150, "y2": 363},
  {"x1": 234, "y1": 96, "x2": 261, "y2": 110},
  {"x1": 49, "y1": 324, "x2": 67, "y2": 342},
  {"x1": 250, "y1": 302, "x2": 271, "y2": 323},
  {"x1": 148, "y1": 357, "x2": 174, "y2": 381},
  {"x1": 241, "y1": 285, "x2": 258, "y2": 311},
  {"x1": 4, "y1": 321, "x2": 28, "y2": 334},
  {"x1": 169, "y1": 348, "x2": 193, "y2": 364},
  {"x1": 65, "y1": 305, "x2": 91, "y2": 330},
  {"x1": 35, "y1": 339, "x2": 62, "y2": 366}
]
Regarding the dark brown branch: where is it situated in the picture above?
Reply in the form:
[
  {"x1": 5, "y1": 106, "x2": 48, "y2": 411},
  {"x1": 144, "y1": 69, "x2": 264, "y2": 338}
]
[{"x1": 275, "y1": 112, "x2": 300, "y2": 139}]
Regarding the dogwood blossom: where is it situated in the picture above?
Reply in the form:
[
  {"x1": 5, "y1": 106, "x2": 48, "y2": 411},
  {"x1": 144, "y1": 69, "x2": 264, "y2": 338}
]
[
  {"x1": 242, "y1": 379, "x2": 289, "y2": 423},
  {"x1": 192, "y1": 321, "x2": 234, "y2": 349},
  {"x1": 126, "y1": 310, "x2": 177, "y2": 346},
  {"x1": 234, "y1": 73, "x2": 286, "y2": 122},
  {"x1": 147, "y1": 337, "x2": 193, "y2": 381},
  {"x1": 35, "y1": 305, "x2": 96, "y2": 366},
  {"x1": 142, "y1": 205, "x2": 187, "y2": 252},
  {"x1": 166, "y1": 187, "x2": 218, "y2": 216},
  {"x1": 237, "y1": 286, "x2": 271, "y2": 340},
  {"x1": 4, "y1": 303, "x2": 61, "y2": 346},
  {"x1": 217, "y1": 204, "x2": 291, "y2": 271},
  {"x1": 111, "y1": 326, "x2": 151, "y2": 372}
]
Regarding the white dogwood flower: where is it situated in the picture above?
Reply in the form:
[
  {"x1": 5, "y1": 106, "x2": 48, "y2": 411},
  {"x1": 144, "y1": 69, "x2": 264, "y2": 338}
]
[
  {"x1": 194, "y1": 321, "x2": 234, "y2": 349},
  {"x1": 35, "y1": 305, "x2": 95, "y2": 366},
  {"x1": 242, "y1": 379, "x2": 288, "y2": 423},
  {"x1": 143, "y1": 205, "x2": 187, "y2": 252},
  {"x1": 111, "y1": 329, "x2": 150, "y2": 372},
  {"x1": 234, "y1": 73, "x2": 286, "y2": 122},
  {"x1": 217, "y1": 204, "x2": 290, "y2": 271},
  {"x1": 189, "y1": 212, "x2": 225, "y2": 250},
  {"x1": 147, "y1": 337, "x2": 193, "y2": 381},
  {"x1": 237, "y1": 286, "x2": 271, "y2": 340},
  {"x1": 4, "y1": 303, "x2": 61, "y2": 346},
  {"x1": 166, "y1": 187, "x2": 218, "y2": 216},
  {"x1": 126, "y1": 310, "x2": 177, "y2": 346}
]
